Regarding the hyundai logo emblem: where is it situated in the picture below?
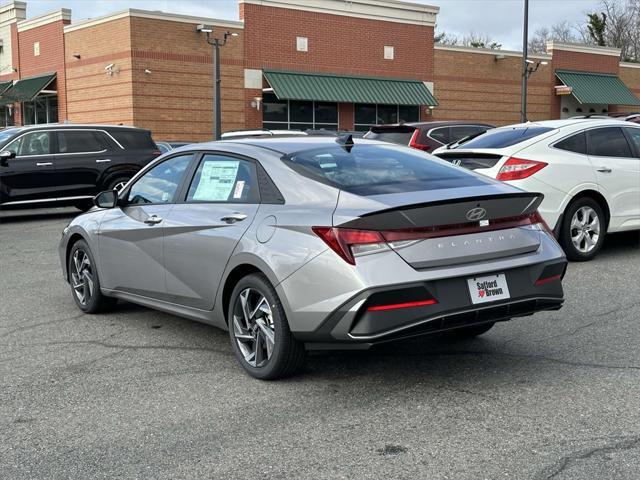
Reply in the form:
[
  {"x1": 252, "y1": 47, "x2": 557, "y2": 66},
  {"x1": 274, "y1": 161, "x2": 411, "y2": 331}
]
[{"x1": 466, "y1": 207, "x2": 487, "y2": 221}]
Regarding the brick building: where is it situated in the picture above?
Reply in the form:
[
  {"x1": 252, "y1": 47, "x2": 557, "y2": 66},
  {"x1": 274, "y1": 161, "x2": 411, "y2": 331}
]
[{"x1": 0, "y1": 0, "x2": 638, "y2": 140}]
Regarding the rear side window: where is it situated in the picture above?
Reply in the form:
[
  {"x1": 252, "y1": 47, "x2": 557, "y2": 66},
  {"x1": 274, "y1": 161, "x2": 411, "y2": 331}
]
[
  {"x1": 461, "y1": 127, "x2": 554, "y2": 149},
  {"x1": 450, "y1": 125, "x2": 488, "y2": 143},
  {"x1": 555, "y1": 132, "x2": 587, "y2": 154},
  {"x1": 110, "y1": 130, "x2": 156, "y2": 150},
  {"x1": 283, "y1": 144, "x2": 489, "y2": 196},
  {"x1": 428, "y1": 127, "x2": 450, "y2": 144},
  {"x1": 186, "y1": 154, "x2": 259, "y2": 203},
  {"x1": 587, "y1": 127, "x2": 632, "y2": 158},
  {"x1": 57, "y1": 131, "x2": 105, "y2": 153}
]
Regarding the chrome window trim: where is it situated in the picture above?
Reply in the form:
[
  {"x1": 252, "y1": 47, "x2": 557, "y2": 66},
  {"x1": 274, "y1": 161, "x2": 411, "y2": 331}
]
[{"x1": 2, "y1": 128, "x2": 123, "y2": 157}]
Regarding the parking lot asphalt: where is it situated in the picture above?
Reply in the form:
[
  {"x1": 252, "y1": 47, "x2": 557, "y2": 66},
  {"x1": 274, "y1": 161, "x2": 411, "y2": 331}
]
[{"x1": 1, "y1": 207, "x2": 640, "y2": 479}]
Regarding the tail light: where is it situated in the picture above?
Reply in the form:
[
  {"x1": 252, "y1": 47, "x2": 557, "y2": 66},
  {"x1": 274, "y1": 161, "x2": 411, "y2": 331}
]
[
  {"x1": 367, "y1": 299, "x2": 438, "y2": 311},
  {"x1": 313, "y1": 211, "x2": 549, "y2": 265},
  {"x1": 408, "y1": 129, "x2": 432, "y2": 152},
  {"x1": 311, "y1": 227, "x2": 386, "y2": 265},
  {"x1": 496, "y1": 157, "x2": 547, "y2": 181}
]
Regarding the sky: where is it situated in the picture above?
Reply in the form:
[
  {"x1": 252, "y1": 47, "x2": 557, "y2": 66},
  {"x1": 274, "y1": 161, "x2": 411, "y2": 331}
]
[{"x1": 23, "y1": 0, "x2": 604, "y2": 50}]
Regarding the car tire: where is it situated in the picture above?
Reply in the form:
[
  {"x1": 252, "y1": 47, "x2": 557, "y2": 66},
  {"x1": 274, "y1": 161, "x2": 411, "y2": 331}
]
[
  {"x1": 68, "y1": 240, "x2": 117, "y2": 314},
  {"x1": 106, "y1": 176, "x2": 131, "y2": 194},
  {"x1": 228, "y1": 273, "x2": 306, "y2": 380},
  {"x1": 447, "y1": 322, "x2": 495, "y2": 338},
  {"x1": 559, "y1": 197, "x2": 606, "y2": 261}
]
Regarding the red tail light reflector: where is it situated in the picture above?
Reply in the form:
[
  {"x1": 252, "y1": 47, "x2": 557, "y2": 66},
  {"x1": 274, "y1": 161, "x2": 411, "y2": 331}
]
[
  {"x1": 535, "y1": 274, "x2": 562, "y2": 286},
  {"x1": 367, "y1": 299, "x2": 438, "y2": 312},
  {"x1": 497, "y1": 157, "x2": 547, "y2": 181},
  {"x1": 408, "y1": 128, "x2": 432, "y2": 152}
]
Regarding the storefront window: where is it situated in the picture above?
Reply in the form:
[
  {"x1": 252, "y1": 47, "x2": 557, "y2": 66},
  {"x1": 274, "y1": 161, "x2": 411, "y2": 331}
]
[
  {"x1": 0, "y1": 106, "x2": 15, "y2": 127},
  {"x1": 262, "y1": 93, "x2": 338, "y2": 131},
  {"x1": 22, "y1": 95, "x2": 58, "y2": 125},
  {"x1": 354, "y1": 104, "x2": 420, "y2": 131}
]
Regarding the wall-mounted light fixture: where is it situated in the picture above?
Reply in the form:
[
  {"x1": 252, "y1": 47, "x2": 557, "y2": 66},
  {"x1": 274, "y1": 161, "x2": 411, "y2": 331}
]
[
  {"x1": 250, "y1": 96, "x2": 262, "y2": 110},
  {"x1": 144, "y1": 69, "x2": 152, "y2": 75}
]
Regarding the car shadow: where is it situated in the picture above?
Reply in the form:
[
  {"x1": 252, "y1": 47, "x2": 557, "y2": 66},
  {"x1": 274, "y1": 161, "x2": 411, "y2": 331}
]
[
  {"x1": 0, "y1": 207, "x2": 79, "y2": 224},
  {"x1": 598, "y1": 230, "x2": 640, "y2": 258}
]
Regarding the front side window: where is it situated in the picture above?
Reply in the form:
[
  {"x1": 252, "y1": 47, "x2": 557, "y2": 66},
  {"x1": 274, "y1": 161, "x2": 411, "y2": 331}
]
[
  {"x1": 587, "y1": 127, "x2": 632, "y2": 158},
  {"x1": 555, "y1": 131, "x2": 587, "y2": 154},
  {"x1": 6, "y1": 131, "x2": 51, "y2": 156},
  {"x1": 624, "y1": 127, "x2": 640, "y2": 156},
  {"x1": 57, "y1": 131, "x2": 106, "y2": 154},
  {"x1": 186, "y1": 154, "x2": 259, "y2": 203},
  {"x1": 127, "y1": 154, "x2": 192, "y2": 205},
  {"x1": 283, "y1": 144, "x2": 489, "y2": 196}
]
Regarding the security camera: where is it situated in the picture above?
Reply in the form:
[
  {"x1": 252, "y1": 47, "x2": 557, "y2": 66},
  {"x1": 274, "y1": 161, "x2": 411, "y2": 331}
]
[{"x1": 105, "y1": 63, "x2": 114, "y2": 70}]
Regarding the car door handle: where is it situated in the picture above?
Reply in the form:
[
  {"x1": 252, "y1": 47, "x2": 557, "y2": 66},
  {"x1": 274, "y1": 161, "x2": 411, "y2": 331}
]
[
  {"x1": 95, "y1": 159, "x2": 111, "y2": 163},
  {"x1": 36, "y1": 162, "x2": 53, "y2": 167},
  {"x1": 220, "y1": 213, "x2": 247, "y2": 224},
  {"x1": 597, "y1": 167, "x2": 612, "y2": 173},
  {"x1": 144, "y1": 215, "x2": 163, "y2": 225}
]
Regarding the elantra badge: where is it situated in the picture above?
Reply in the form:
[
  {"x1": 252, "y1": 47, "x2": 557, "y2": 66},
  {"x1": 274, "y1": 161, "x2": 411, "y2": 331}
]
[{"x1": 466, "y1": 207, "x2": 487, "y2": 221}]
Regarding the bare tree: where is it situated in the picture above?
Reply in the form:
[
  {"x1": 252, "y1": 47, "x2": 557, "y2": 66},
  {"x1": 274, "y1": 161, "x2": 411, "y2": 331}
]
[{"x1": 529, "y1": 22, "x2": 579, "y2": 54}]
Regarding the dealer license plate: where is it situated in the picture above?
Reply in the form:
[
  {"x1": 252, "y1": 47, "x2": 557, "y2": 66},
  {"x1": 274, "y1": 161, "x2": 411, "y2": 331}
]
[{"x1": 467, "y1": 273, "x2": 510, "y2": 304}]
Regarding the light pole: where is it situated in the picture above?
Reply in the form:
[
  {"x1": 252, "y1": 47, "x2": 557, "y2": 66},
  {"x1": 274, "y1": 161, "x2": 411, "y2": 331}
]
[
  {"x1": 520, "y1": 0, "x2": 529, "y2": 123},
  {"x1": 197, "y1": 24, "x2": 238, "y2": 140}
]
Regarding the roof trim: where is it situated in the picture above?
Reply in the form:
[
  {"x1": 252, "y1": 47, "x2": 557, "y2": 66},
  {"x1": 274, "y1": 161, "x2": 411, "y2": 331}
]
[
  {"x1": 17, "y1": 8, "x2": 70, "y2": 32},
  {"x1": 435, "y1": 44, "x2": 551, "y2": 60},
  {"x1": 64, "y1": 8, "x2": 243, "y2": 33},
  {"x1": 547, "y1": 41, "x2": 621, "y2": 57},
  {"x1": 240, "y1": 0, "x2": 438, "y2": 27},
  {"x1": 620, "y1": 62, "x2": 640, "y2": 69}
]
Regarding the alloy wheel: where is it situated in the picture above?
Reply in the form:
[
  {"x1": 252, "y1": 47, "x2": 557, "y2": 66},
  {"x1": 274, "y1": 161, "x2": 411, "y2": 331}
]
[
  {"x1": 232, "y1": 288, "x2": 275, "y2": 368},
  {"x1": 113, "y1": 181, "x2": 127, "y2": 192},
  {"x1": 570, "y1": 206, "x2": 601, "y2": 253},
  {"x1": 71, "y1": 249, "x2": 94, "y2": 306}
]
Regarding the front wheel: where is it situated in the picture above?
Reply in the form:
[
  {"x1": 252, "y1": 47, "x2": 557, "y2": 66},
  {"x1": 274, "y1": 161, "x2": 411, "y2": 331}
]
[
  {"x1": 559, "y1": 197, "x2": 606, "y2": 261},
  {"x1": 228, "y1": 274, "x2": 306, "y2": 380},
  {"x1": 68, "y1": 240, "x2": 117, "y2": 313}
]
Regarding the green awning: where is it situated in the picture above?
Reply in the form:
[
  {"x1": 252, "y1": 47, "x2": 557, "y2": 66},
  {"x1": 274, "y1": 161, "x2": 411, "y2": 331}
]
[
  {"x1": 263, "y1": 70, "x2": 438, "y2": 106},
  {"x1": 0, "y1": 81, "x2": 12, "y2": 95},
  {"x1": 556, "y1": 69, "x2": 640, "y2": 106},
  {"x1": 0, "y1": 73, "x2": 56, "y2": 104}
]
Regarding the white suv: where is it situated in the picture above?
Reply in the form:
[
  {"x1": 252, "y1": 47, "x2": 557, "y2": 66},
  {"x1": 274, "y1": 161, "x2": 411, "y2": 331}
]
[{"x1": 434, "y1": 119, "x2": 640, "y2": 261}]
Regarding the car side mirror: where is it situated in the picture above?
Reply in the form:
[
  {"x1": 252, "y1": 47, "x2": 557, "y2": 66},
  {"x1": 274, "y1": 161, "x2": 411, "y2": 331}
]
[
  {"x1": 94, "y1": 190, "x2": 118, "y2": 209},
  {"x1": 0, "y1": 150, "x2": 15, "y2": 166}
]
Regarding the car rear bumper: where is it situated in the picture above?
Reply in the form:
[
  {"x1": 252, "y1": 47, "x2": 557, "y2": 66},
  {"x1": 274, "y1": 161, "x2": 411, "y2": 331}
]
[{"x1": 292, "y1": 259, "x2": 566, "y2": 349}]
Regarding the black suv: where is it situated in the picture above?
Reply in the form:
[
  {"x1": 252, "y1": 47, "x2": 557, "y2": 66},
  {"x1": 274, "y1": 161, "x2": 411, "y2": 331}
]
[{"x1": 0, "y1": 124, "x2": 160, "y2": 210}]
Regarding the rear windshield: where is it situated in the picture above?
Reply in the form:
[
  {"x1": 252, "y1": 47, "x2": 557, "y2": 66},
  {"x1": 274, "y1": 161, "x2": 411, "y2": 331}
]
[
  {"x1": 459, "y1": 126, "x2": 554, "y2": 149},
  {"x1": 363, "y1": 129, "x2": 414, "y2": 145},
  {"x1": 282, "y1": 144, "x2": 488, "y2": 196},
  {"x1": 110, "y1": 130, "x2": 156, "y2": 150}
]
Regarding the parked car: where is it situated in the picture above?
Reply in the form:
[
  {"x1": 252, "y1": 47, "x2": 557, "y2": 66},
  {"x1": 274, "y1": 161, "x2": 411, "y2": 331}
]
[
  {"x1": 363, "y1": 121, "x2": 494, "y2": 152},
  {"x1": 304, "y1": 129, "x2": 366, "y2": 138},
  {"x1": 434, "y1": 119, "x2": 640, "y2": 261},
  {"x1": 156, "y1": 141, "x2": 194, "y2": 153},
  {"x1": 0, "y1": 124, "x2": 160, "y2": 210},
  {"x1": 221, "y1": 129, "x2": 308, "y2": 140},
  {"x1": 59, "y1": 136, "x2": 566, "y2": 379},
  {"x1": 626, "y1": 114, "x2": 640, "y2": 124}
]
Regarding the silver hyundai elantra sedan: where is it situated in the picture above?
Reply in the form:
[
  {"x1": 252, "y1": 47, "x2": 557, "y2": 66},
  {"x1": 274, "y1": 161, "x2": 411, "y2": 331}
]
[{"x1": 59, "y1": 135, "x2": 567, "y2": 379}]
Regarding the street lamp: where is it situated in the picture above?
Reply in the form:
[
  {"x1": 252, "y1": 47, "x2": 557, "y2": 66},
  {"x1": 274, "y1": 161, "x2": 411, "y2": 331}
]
[{"x1": 197, "y1": 24, "x2": 238, "y2": 140}]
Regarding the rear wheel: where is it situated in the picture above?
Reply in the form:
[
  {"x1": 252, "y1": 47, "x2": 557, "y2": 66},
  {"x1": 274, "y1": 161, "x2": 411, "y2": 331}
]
[
  {"x1": 560, "y1": 197, "x2": 606, "y2": 261},
  {"x1": 447, "y1": 322, "x2": 495, "y2": 338},
  {"x1": 68, "y1": 240, "x2": 117, "y2": 313},
  {"x1": 228, "y1": 273, "x2": 306, "y2": 380}
]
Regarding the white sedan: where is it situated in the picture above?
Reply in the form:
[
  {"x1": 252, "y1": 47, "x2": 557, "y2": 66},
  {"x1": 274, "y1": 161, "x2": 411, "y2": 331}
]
[{"x1": 434, "y1": 119, "x2": 640, "y2": 261}]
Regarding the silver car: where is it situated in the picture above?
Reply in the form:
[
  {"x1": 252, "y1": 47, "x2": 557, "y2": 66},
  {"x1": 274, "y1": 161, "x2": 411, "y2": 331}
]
[{"x1": 59, "y1": 136, "x2": 567, "y2": 379}]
